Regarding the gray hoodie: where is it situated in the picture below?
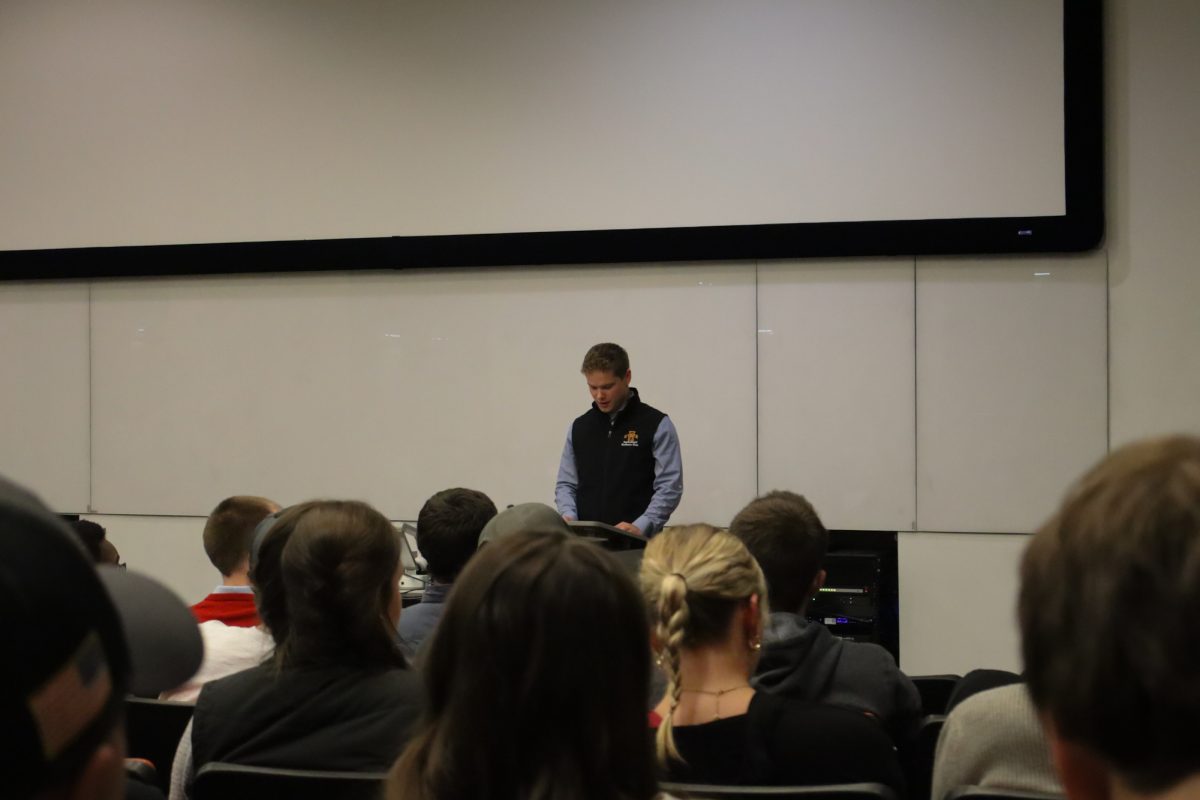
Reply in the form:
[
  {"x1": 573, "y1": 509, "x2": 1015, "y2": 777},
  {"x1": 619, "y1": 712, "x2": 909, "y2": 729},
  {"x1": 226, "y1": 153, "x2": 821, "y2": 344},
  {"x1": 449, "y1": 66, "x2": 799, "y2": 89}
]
[{"x1": 752, "y1": 611, "x2": 922, "y2": 742}]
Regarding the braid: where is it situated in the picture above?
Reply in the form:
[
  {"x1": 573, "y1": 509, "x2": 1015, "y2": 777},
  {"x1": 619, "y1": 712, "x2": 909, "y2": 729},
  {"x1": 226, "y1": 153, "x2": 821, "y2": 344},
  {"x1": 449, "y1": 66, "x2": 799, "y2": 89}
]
[
  {"x1": 639, "y1": 524, "x2": 770, "y2": 770},
  {"x1": 655, "y1": 573, "x2": 689, "y2": 764}
]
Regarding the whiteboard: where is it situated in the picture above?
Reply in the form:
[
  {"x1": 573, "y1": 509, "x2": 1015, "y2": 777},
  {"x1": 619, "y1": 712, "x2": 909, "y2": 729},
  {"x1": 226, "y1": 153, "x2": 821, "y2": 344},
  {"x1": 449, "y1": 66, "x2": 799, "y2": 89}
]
[
  {"x1": 915, "y1": 253, "x2": 1108, "y2": 533},
  {"x1": 90, "y1": 265, "x2": 757, "y2": 522},
  {"x1": 0, "y1": 282, "x2": 90, "y2": 512},
  {"x1": 757, "y1": 259, "x2": 916, "y2": 530}
]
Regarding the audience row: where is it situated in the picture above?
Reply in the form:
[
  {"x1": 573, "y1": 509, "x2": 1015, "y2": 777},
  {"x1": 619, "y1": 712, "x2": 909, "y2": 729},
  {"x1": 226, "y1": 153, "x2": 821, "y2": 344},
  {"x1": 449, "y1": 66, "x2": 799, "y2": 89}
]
[{"x1": 5, "y1": 433, "x2": 1200, "y2": 800}]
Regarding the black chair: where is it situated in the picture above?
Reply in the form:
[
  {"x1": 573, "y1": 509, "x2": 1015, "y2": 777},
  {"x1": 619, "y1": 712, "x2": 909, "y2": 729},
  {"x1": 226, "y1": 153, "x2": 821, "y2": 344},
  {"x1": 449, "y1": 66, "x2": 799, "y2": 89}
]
[
  {"x1": 125, "y1": 697, "x2": 195, "y2": 792},
  {"x1": 900, "y1": 713, "x2": 946, "y2": 800},
  {"x1": 193, "y1": 762, "x2": 388, "y2": 800},
  {"x1": 911, "y1": 674, "x2": 961, "y2": 715},
  {"x1": 658, "y1": 782, "x2": 898, "y2": 800},
  {"x1": 944, "y1": 786, "x2": 1064, "y2": 800}
]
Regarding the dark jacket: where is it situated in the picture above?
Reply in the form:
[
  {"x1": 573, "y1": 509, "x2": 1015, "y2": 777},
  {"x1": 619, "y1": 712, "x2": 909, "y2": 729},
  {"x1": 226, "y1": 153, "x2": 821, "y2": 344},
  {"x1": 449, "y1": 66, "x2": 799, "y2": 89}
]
[
  {"x1": 191, "y1": 663, "x2": 424, "y2": 779},
  {"x1": 752, "y1": 612, "x2": 922, "y2": 742}
]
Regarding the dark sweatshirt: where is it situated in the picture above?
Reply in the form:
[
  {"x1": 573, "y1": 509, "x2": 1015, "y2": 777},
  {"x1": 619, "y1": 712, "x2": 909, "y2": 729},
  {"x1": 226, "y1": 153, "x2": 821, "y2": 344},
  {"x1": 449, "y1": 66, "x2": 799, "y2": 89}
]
[{"x1": 752, "y1": 611, "x2": 922, "y2": 743}]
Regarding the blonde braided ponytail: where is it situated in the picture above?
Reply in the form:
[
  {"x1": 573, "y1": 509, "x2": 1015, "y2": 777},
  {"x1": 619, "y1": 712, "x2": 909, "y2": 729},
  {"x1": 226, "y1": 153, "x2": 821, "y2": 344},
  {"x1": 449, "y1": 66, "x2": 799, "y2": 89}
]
[{"x1": 639, "y1": 524, "x2": 767, "y2": 767}]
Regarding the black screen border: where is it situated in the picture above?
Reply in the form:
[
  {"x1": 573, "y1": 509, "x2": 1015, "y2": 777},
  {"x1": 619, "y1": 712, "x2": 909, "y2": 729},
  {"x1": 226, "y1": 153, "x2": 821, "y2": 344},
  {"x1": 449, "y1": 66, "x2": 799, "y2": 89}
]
[{"x1": 0, "y1": 0, "x2": 1102, "y2": 281}]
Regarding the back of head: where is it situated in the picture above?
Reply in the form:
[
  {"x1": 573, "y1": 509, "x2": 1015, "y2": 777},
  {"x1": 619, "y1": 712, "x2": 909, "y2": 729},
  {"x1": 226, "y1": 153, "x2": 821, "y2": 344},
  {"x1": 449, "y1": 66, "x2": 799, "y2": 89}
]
[
  {"x1": 729, "y1": 490, "x2": 827, "y2": 613},
  {"x1": 639, "y1": 524, "x2": 767, "y2": 764},
  {"x1": 203, "y1": 495, "x2": 280, "y2": 578},
  {"x1": 416, "y1": 488, "x2": 497, "y2": 582},
  {"x1": 70, "y1": 518, "x2": 107, "y2": 563},
  {"x1": 1019, "y1": 435, "x2": 1200, "y2": 794},
  {"x1": 476, "y1": 501, "x2": 571, "y2": 548},
  {"x1": 389, "y1": 530, "x2": 656, "y2": 800},
  {"x1": 251, "y1": 499, "x2": 405, "y2": 672},
  {"x1": 581, "y1": 342, "x2": 630, "y2": 376}
]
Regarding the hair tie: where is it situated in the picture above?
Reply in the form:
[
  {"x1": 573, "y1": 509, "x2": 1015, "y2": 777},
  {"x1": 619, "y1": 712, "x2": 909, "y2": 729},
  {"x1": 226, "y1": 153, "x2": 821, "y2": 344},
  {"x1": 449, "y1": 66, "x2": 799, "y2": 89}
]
[{"x1": 670, "y1": 572, "x2": 688, "y2": 588}]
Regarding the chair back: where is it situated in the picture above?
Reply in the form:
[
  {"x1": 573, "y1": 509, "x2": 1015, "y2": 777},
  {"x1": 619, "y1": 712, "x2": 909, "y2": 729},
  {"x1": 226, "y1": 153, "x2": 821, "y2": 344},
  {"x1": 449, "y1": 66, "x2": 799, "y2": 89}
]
[
  {"x1": 900, "y1": 713, "x2": 946, "y2": 800},
  {"x1": 658, "y1": 781, "x2": 898, "y2": 800},
  {"x1": 125, "y1": 697, "x2": 196, "y2": 791},
  {"x1": 944, "y1": 786, "x2": 1064, "y2": 800},
  {"x1": 193, "y1": 762, "x2": 388, "y2": 800},
  {"x1": 911, "y1": 674, "x2": 962, "y2": 715}
]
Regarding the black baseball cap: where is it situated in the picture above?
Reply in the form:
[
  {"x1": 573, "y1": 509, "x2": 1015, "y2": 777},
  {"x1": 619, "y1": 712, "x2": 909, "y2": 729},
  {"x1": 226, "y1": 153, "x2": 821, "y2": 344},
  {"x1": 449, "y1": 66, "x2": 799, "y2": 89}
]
[{"x1": 0, "y1": 475, "x2": 202, "y2": 797}]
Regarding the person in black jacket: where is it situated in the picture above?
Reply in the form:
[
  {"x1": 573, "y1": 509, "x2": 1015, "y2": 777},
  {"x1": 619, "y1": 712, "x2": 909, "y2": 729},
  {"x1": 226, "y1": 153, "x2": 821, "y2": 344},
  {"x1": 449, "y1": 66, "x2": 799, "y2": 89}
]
[
  {"x1": 170, "y1": 500, "x2": 424, "y2": 800},
  {"x1": 729, "y1": 490, "x2": 921, "y2": 743},
  {"x1": 555, "y1": 342, "x2": 683, "y2": 537}
]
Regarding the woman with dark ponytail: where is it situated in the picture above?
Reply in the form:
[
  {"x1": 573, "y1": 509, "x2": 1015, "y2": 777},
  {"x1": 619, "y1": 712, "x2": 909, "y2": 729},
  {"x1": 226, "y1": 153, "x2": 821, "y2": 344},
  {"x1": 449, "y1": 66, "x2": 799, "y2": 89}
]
[
  {"x1": 170, "y1": 500, "x2": 423, "y2": 799},
  {"x1": 640, "y1": 524, "x2": 904, "y2": 791}
]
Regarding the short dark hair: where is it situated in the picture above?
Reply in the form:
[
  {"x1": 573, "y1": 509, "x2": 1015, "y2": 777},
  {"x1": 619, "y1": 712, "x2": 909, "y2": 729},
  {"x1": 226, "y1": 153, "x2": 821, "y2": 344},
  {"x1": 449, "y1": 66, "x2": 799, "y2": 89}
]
[
  {"x1": 203, "y1": 495, "x2": 278, "y2": 576},
  {"x1": 388, "y1": 530, "x2": 656, "y2": 800},
  {"x1": 1019, "y1": 435, "x2": 1200, "y2": 793},
  {"x1": 581, "y1": 343, "x2": 629, "y2": 377},
  {"x1": 729, "y1": 490, "x2": 828, "y2": 613},
  {"x1": 70, "y1": 519, "x2": 107, "y2": 563},
  {"x1": 416, "y1": 488, "x2": 497, "y2": 582},
  {"x1": 252, "y1": 499, "x2": 406, "y2": 672}
]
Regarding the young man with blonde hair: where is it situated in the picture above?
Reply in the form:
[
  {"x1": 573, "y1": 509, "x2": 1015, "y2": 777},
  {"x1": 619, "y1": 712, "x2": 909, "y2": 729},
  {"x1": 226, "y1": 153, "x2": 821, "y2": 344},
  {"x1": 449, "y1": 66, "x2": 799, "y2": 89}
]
[
  {"x1": 555, "y1": 343, "x2": 682, "y2": 537},
  {"x1": 1020, "y1": 435, "x2": 1200, "y2": 800}
]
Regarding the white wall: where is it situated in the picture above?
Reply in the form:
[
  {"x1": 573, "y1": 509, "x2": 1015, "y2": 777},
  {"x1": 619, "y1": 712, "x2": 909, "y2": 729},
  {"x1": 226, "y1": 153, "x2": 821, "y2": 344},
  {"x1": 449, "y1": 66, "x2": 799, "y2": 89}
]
[{"x1": 3, "y1": 0, "x2": 1199, "y2": 675}]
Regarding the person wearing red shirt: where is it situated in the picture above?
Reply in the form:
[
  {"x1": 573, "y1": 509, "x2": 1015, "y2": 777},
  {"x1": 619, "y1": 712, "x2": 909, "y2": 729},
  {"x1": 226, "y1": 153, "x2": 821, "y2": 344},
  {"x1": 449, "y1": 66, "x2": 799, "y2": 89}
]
[{"x1": 191, "y1": 495, "x2": 279, "y2": 627}]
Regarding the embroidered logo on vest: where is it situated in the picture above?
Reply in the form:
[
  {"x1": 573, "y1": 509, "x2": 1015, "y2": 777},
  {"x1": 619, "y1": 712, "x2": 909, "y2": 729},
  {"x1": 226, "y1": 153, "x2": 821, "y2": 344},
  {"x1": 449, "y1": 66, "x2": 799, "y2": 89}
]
[{"x1": 621, "y1": 430, "x2": 639, "y2": 447}]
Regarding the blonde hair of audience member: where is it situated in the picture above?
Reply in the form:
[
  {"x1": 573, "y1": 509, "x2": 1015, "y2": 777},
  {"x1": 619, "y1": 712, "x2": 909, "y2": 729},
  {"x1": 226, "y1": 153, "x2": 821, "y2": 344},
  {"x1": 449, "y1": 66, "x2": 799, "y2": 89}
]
[
  {"x1": 387, "y1": 529, "x2": 657, "y2": 800},
  {"x1": 639, "y1": 523, "x2": 768, "y2": 766}
]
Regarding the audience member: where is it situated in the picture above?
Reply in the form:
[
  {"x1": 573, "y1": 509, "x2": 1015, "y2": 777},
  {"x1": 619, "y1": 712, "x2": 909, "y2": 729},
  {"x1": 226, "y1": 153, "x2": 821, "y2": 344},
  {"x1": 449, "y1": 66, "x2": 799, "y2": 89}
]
[
  {"x1": 476, "y1": 501, "x2": 572, "y2": 548},
  {"x1": 387, "y1": 529, "x2": 658, "y2": 800},
  {"x1": 170, "y1": 500, "x2": 423, "y2": 800},
  {"x1": 1019, "y1": 435, "x2": 1200, "y2": 800},
  {"x1": 190, "y1": 496, "x2": 280, "y2": 627},
  {"x1": 932, "y1": 680, "x2": 1062, "y2": 800},
  {"x1": 398, "y1": 488, "x2": 496, "y2": 654},
  {"x1": 729, "y1": 490, "x2": 921, "y2": 741},
  {"x1": 640, "y1": 524, "x2": 904, "y2": 790},
  {"x1": 1, "y1": 474, "x2": 202, "y2": 800},
  {"x1": 71, "y1": 518, "x2": 124, "y2": 566}
]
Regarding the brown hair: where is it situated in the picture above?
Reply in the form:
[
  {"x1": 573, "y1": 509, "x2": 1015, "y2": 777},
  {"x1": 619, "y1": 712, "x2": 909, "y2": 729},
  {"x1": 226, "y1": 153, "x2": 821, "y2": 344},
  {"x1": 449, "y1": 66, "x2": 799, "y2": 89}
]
[
  {"x1": 203, "y1": 495, "x2": 279, "y2": 576},
  {"x1": 729, "y1": 490, "x2": 828, "y2": 613},
  {"x1": 638, "y1": 524, "x2": 767, "y2": 765},
  {"x1": 388, "y1": 530, "x2": 656, "y2": 800},
  {"x1": 416, "y1": 488, "x2": 497, "y2": 582},
  {"x1": 1019, "y1": 435, "x2": 1200, "y2": 793},
  {"x1": 251, "y1": 500, "x2": 406, "y2": 672},
  {"x1": 581, "y1": 343, "x2": 630, "y2": 377}
]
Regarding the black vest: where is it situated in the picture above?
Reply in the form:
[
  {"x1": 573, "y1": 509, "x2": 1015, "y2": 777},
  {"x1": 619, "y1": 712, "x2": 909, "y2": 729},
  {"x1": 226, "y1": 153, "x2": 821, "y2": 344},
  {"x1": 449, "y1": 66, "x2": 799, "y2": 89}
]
[
  {"x1": 191, "y1": 664, "x2": 423, "y2": 780},
  {"x1": 571, "y1": 388, "x2": 665, "y2": 526}
]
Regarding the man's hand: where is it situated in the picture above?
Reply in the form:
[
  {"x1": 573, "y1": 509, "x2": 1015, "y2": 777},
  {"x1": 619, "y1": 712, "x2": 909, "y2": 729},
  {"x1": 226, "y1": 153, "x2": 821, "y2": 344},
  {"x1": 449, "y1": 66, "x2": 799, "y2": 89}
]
[
  {"x1": 615, "y1": 522, "x2": 643, "y2": 536},
  {"x1": 563, "y1": 514, "x2": 576, "y2": 523}
]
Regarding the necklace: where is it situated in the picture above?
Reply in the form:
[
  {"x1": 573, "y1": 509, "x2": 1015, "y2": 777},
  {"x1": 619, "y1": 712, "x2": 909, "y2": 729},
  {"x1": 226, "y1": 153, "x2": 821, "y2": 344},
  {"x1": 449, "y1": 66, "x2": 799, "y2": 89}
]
[
  {"x1": 679, "y1": 684, "x2": 752, "y2": 696},
  {"x1": 677, "y1": 684, "x2": 753, "y2": 721}
]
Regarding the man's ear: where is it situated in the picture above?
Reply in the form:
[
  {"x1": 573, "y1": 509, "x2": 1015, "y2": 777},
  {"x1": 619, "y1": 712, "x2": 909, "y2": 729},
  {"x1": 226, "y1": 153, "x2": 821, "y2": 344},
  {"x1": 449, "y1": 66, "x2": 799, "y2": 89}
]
[
  {"x1": 1045, "y1": 717, "x2": 1112, "y2": 800},
  {"x1": 813, "y1": 569, "x2": 827, "y2": 592}
]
